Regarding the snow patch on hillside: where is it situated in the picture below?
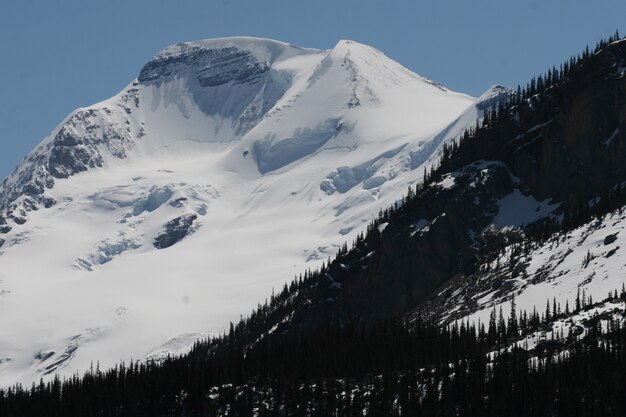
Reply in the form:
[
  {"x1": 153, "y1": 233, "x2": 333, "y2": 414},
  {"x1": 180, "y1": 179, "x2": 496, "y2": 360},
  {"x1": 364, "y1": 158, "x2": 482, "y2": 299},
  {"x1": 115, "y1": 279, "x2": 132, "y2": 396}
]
[
  {"x1": 493, "y1": 191, "x2": 559, "y2": 228},
  {"x1": 464, "y1": 209, "x2": 626, "y2": 327}
]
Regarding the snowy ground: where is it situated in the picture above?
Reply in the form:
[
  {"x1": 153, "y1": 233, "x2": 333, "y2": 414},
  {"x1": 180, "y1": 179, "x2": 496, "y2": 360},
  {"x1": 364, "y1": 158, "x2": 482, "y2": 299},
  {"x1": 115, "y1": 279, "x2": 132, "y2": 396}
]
[{"x1": 458, "y1": 208, "x2": 626, "y2": 329}]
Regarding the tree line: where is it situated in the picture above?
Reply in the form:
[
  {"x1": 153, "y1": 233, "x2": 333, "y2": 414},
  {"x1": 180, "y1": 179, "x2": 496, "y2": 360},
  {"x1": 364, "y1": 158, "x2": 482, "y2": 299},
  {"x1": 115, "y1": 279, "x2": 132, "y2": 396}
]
[{"x1": 1, "y1": 295, "x2": 624, "y2": 416}]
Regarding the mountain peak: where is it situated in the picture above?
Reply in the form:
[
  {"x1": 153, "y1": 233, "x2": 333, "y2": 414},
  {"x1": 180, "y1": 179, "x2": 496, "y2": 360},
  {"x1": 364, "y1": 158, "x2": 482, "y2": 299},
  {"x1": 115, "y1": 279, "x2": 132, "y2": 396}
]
[
  {"x1": 148, "y1": 36, "x2": 310, "y2": 62},
  {"x1": 476, "y1": 84, "x2": 515, "y2": 111},
  {"x1": 332, "y1": 39, "x2": 376, "y2": 51},
  {"x1": 329, "y1": 39, "x2": 392, "y2": 67},
  {"x1": 320, "y1": 38, "x2": 450, "y2": 94},
  {"x1": 478, "y1": 84, "x2": 514, "y2": 102}
]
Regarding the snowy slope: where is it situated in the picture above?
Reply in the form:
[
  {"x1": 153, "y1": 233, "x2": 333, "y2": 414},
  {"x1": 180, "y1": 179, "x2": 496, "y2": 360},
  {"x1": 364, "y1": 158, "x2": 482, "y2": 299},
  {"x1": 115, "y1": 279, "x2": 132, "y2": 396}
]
[
  {"x1": 428, "y1": 206, "x2": 626, "y2": 330},
  {"x1": 0, "y1": 37, "x2": 482, "y2": 386}
]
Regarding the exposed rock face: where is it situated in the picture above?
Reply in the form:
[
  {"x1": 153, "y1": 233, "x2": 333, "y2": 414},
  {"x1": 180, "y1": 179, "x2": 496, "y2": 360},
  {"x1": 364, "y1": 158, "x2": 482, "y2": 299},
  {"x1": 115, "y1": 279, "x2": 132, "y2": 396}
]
[
  {"x1": 136, "y1": 39, "x2": 297, "y2": 134},
  {"x1": 153, "y1": 214, "x2": 198, "y2": 249},
  {"x1": 605, "y1": 233, "x2": 619, "y2": 245},
  {"x1": 0, "y1": 38, "x2": 301, "y2": 233},
  {"x1": 48, "y1": 108, "x2": 134, "y2": 179},
  {"x1": 139, "y1": 44, "x2": 270, "y2": 88},
  {"x1": 493, "y1": 45, "x2": 626, "y2": 209},
  {"x1": 0, "y1": 104, "x2": 137, "y2": 231}
]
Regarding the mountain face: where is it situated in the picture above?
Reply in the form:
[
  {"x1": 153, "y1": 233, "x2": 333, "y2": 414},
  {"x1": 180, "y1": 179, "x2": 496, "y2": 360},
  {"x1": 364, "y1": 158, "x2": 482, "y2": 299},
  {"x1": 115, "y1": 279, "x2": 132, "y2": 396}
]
[
  {"x1": 0, "y1": 37, "x2": 490, "y2": 385},
  {"x1": 222, "y1": 38, "x2": 626, "y2": 344}
]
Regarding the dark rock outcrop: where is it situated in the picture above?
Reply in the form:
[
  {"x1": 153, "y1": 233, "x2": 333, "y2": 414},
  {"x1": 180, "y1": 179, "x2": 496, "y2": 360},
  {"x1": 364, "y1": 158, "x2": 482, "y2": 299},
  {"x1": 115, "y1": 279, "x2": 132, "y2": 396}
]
[
  {"x1": 153, "y1": 214, "x2": 198, "y2": 249},
  {"x1": 604, "y1": 233, "x2": 618, "y2": 245},
  {"x1": 0, "y1": 104, "x2": 136, "y2": 230},
  {"x1": 139, "y1": 44, "x2": 269, "y2": 87}
]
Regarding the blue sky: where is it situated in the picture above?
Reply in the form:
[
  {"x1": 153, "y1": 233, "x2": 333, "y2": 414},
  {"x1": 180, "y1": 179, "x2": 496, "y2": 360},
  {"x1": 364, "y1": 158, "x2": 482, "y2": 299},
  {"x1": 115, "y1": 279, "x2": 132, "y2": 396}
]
[{"x1": 1, "y1": 0, "x2": 626, "y2": 178}]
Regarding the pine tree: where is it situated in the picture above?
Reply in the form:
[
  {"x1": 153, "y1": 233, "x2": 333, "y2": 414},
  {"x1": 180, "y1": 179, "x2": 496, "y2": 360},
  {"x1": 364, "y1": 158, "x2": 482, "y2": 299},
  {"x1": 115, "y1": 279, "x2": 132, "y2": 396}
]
[
  {"x1": 508, "y1": 295, "x2": 518, "y2": 337},
  {"x1": 407, "y1": 185, "x2": 415, "y2": 200}
]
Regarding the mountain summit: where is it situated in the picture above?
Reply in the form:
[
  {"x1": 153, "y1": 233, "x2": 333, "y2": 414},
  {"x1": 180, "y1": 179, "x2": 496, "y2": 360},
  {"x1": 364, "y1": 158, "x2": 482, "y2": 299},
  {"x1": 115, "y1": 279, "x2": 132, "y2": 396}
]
[{"x1": 0, "y1": 37, "x2": 482, "y2": 385}]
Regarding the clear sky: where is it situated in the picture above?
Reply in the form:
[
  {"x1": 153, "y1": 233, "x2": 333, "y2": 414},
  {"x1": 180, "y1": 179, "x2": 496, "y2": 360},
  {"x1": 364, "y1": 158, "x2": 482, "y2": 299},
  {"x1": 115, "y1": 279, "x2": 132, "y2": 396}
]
[{"x1": 1, "y1": 0, "x2": 626, "y2": 178}]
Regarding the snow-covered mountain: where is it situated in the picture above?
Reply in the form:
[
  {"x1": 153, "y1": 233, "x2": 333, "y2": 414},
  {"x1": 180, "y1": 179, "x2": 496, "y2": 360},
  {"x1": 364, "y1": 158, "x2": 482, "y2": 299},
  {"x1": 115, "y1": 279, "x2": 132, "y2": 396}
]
[{"x1": 0, "y1": 37, "x2": 497, "y2": 385}]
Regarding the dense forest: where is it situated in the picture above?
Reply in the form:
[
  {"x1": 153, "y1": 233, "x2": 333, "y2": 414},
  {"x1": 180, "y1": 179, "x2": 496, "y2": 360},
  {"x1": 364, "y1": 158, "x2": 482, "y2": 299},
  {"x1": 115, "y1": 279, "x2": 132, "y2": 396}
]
[{"x1": 2, "y1": 32, "x2": 626, "y2": 416}]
